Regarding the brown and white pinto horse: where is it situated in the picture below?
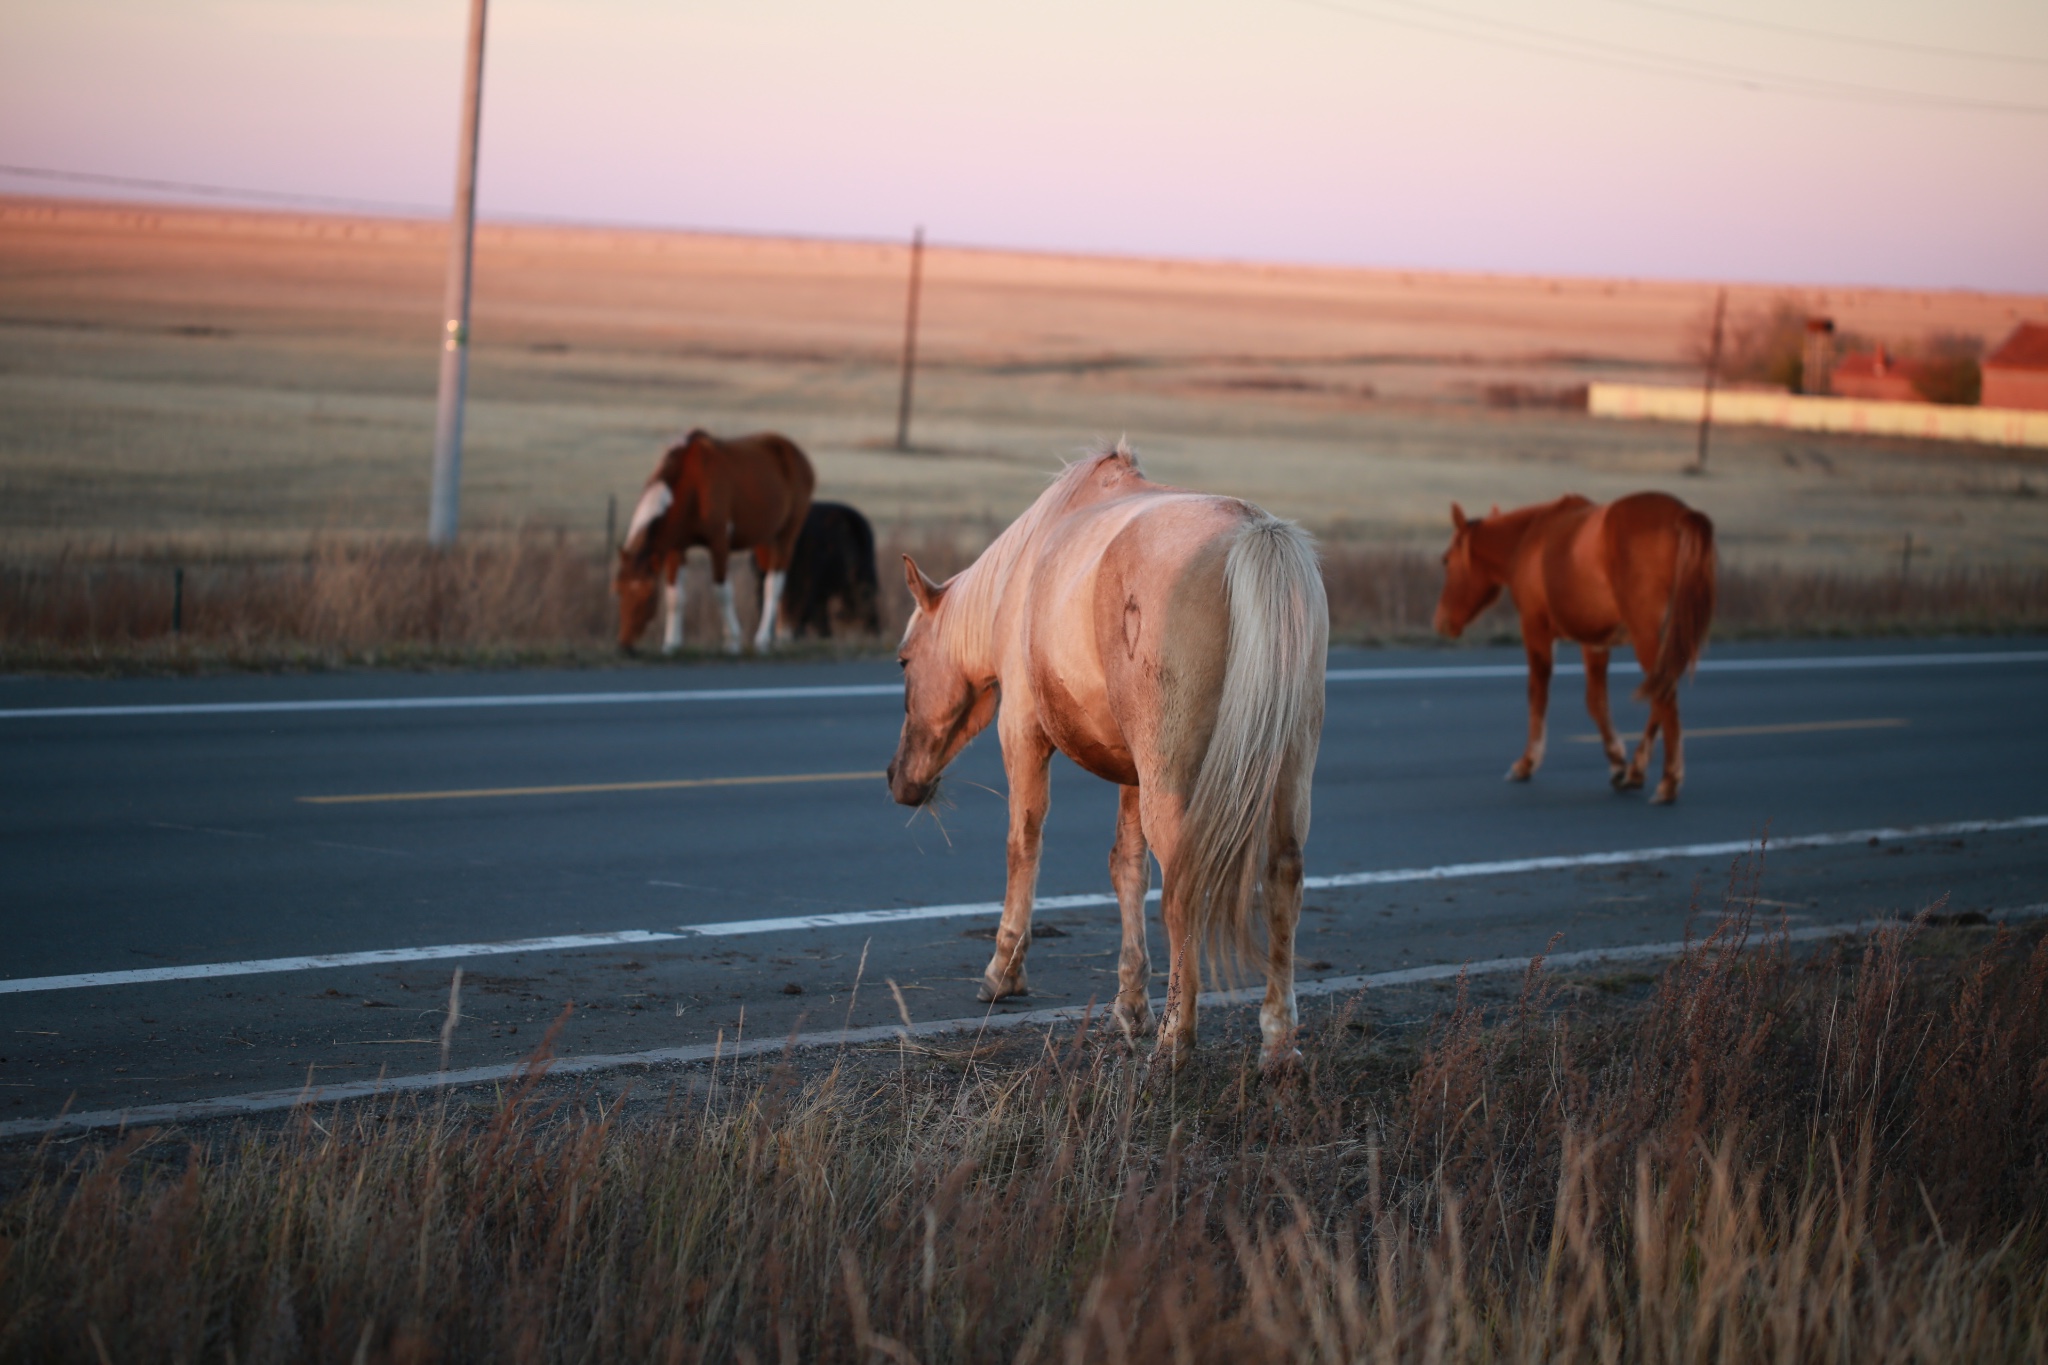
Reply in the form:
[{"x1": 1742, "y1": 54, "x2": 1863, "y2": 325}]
[
  {"x1": 615, "y1": 430, "x2": 815, "y2": 655},
  {"x1": 1434, "y1": 492, "x2": 1716, "y2": 804},
  {"x1": 887, "y1": 444, "x2": 1327, "y2": 1072}
]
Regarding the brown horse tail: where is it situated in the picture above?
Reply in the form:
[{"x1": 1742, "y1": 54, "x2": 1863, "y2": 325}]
[
  {"x1": 1179, "y1": 512, "x2": 1329, "y2": 973},
  {"x1": 1637, "y1": 508, "x2": 1717, "y2": 703}
]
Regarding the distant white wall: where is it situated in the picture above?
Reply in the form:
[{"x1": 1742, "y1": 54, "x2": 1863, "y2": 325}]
[{"x1": 1589, "y1": 384, "x2": 2048, "y2": 451}]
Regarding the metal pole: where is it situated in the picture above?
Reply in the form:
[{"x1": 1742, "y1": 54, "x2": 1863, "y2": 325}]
[
  {"x1": 428, "y1": 0, "x2": 489, "y2": 546},
  {"x1": 894, "y1": 226, "x2": 924, "y2": 452},
  {"x1": 1692, "y1": 288, "x2": 1725, "y2": 475}
]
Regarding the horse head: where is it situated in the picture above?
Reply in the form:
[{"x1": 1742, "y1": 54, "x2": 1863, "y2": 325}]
[
  {"x1": 886, "y1": 555, "x2": 997, "y2": 806},
  {"x1": 1434, "y1": 502, "x2": 1503, "y2": 638},
  {"x1": 613, "y1": 478, "x2": 677, "y2": 651}
]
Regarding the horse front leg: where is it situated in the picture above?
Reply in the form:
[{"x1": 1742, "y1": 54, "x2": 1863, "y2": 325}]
[
  {"x1": 1509, "y1": 635, "x2": 1554, "y2": 781},
  {"x1": 660, "y1": 557, "x2": 685, "y2": 655},
  {"x1": 1108, "y1": 784, "x2": 1154, "y2": 1043},
  {"x1": 1583, "y1": 646, "x2": 1628, "y2": 784},
  {"x1": 980, "y1": 729, "x2": 1052, "y2": 1002}
]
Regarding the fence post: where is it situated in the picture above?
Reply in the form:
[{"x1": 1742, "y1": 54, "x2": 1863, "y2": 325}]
[
  {"x1": 894, "y1": 225, "x2": 925, "y2": 452},
  {"x1": 172, "y1": 566, "x2": 184, "y2": 636}
]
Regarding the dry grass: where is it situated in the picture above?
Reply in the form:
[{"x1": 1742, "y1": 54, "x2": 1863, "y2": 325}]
[
  {"x1": 3, "y1": 529, "x2": 2044, "y2": 674},
  {"x1": 3, "y1": 895, "x2": 2045, "y2": 1363}
]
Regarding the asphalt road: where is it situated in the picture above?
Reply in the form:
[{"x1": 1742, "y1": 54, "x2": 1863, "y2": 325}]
[{"x1": 4, "y1": 639, "x2": 2046, "y2": 1132}]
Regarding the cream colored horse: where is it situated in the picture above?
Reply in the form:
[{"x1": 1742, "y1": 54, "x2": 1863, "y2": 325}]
[{"x1": 886, "y1": 444, "x2": 1327, "y2": 1071}]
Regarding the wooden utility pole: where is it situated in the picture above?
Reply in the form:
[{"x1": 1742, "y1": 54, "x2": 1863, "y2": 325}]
[
  {"x1": 1691, "y1": 288, "x2": 1725, "y2": 476},
  {"x1": 428, "y1": 0, "x2": 488, "y2": 546},
  {"x1": 894, "y1": 226, "x2": 924, "y2": 452}
]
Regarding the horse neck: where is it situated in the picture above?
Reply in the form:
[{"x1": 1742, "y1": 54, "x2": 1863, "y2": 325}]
[
  {"x1": 1468, "y1": 507, "x2": 1540, "y2": 581},
  {"x1": 931, "y1": 552, "x2": 1010, "y2": 681}
]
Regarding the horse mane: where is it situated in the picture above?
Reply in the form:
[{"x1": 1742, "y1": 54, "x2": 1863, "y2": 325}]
[{"x1": 937, "y1": 441, "x2": 1143, "y2": 672}]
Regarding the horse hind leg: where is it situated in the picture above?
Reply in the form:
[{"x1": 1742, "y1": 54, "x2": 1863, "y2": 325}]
[
  {"x1": 1258, "y1": 802, "x2": 1307, "y2": 1076},
  {"x1": 1650, "y1": 694, "x2": 1684, "y2": 805},
  {"x1": 1108, "y1": 784, "x2": 1154, "y2": 1043},
  {"x1": 753, "y1": 570, "x2": 785, "y2": 651},
  {"x1": 1139, "y1": 791, "x2": 1199, "y2": 1074},
  {"x1": 752, "y1": 544, "x2": 783, "y2": 652},
  {"x1": 1620, "y1": 713, "x2": 1656, "y2": 791}
]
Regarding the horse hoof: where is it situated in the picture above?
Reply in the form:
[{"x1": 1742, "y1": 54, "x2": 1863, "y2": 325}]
[
  {"x1": 1114, "y1": 1000, "x2": 1156, "y2": 1041},
  {"x1": 975, "y1": 979, "x2": 1026, "y2": 1004},
  {"x1": 1259, "y1": 1047, "x2": 1304, "y2": 1080},
  {"x1": 1506, "y1": 762, "x2": 1534, "y2": 783},
  {"x1": 661, "y1": 644, "x2": 681, "y2": 658},
  {"x1": 1149, "y1": 1040, "x2": 1194, "y2": 1079},
  {"x1": 1650, "y1": 782, "x2": 1679, "y2": 805},
  {"x1": 1616, "y1": 770, "x2": 1646, "y2": 791}
]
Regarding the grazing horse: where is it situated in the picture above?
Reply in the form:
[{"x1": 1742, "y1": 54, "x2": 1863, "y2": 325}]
[
  {"x1": 1434, "y1": 492, "x2": 1716, "y2": 804},
  {"x1": 887, "y1": 443, "x2": 1327, "y2": 1072},
  {"x1": 780, "y1": 501, "x2": 881, "y2": 639},
  {"x1": 615, "y1": 429, "x2": 814, "y2": 655}
]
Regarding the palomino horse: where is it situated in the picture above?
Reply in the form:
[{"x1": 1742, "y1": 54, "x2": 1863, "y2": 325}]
[
  {"x1": 615, "y1": 429, "x2": 814, "y2": 654},
  {"x1": 1434, "y1": 492, "x2": 1716, "y2": 804},
  {"x1": 887, "y1": 444, "x2": 1327, "y2": 1071}
]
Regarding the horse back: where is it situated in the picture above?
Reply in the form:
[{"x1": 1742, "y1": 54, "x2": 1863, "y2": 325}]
[
  {"x1": 675, "y1": 431, "x2": 815, "y2": 545},
  {"x1": 1023, "y1": 491, "x2": 1248, "y2": 791}
]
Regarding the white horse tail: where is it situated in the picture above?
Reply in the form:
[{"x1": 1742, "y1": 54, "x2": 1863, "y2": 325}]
[{"x1": 1179, "y1": 511, "x2": 1328, "y2": 969}]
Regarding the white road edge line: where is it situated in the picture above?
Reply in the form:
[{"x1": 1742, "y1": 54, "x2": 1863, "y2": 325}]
[
  {"x1": 5, "y1": 814, "x2": 2042, "y2": 997},
  {"x1": 10, "y1": 905, "x2": 2045, "y2": 1141},
  {"x1": 4, "y1": 649, "x2": 2044, "y2": 720}
]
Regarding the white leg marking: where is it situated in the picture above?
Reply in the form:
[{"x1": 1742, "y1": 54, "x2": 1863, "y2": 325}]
[
  {"x1": 755, "y1": 570, "x2": 785, "y2": 651},
  {"x1": 716, "y1": 581, "x2": 741, "y2": 655},
  {"x1": 661, "y1": 577, "x2": 684, "y2": 654}
]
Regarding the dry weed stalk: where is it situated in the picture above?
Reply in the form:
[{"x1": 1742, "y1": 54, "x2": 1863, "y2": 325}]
[{"x1": 3, "y1": 530, "x2": 2044, "y2": 671}]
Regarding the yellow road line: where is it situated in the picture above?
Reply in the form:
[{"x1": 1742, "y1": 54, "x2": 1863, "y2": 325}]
[
  {"x1": 1570, "y1": 718, "x2": 1906, "y2": 743},
  {"x1": 301, "y1": 770, "x2": 887, "y2": 805}
]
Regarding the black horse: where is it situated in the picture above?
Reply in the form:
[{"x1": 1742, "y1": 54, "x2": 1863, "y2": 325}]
[{"x1": 779, "y1": 501, "x2": 880, "y2": 638}]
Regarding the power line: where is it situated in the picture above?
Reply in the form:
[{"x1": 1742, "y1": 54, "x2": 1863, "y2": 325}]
[
  {"x1": 0, "y1": 163, "x2": 442, "y2": 215},
  {"x1": 1283, "y1": 0, "x2": 2048, "y2": 116},
  {"x1": 1592, "y1": 0, "x2": 2048, "y2": 68}
]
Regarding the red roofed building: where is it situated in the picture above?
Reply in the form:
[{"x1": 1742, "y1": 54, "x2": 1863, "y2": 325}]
[
  {"x1": 1831, "y1": 347, "x2": 1926, "y2": 403},
  {"x1": 1983, "y1": 323, "x2": 2048, "y2": 411}
]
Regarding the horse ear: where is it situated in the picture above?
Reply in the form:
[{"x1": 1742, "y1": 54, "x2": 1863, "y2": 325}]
[
  {"x1": 1450, "y1": 502, "x2": 1468, "y2": 531},
  {"x1": 903, "y1": 555, "x2": 944, "y2": 613}
]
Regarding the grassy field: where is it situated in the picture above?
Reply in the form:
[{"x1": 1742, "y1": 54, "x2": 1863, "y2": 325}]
[
  {"x1": 5, "y1": 196, "x2": 2047, "y2": 575},
  {"x1": 4, "y1": 897, "x2": 2045, "y2": 1362}
]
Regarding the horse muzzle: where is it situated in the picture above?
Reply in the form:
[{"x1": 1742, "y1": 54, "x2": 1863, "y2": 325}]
[{"x1": 885, "y1": 759, "x2": 931, "y2": 807}]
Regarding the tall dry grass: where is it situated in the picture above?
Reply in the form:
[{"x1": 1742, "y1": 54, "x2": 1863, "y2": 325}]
[
  {"x1": 2, "y1": 531, "x2": 2044, "y2": 671},
  {"x1": 4, "y1": 900, "x2": 2045, "y2": 1363}
]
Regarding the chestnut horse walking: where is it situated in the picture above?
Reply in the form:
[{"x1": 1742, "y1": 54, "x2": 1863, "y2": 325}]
[
  {"x1": 615, "y1": 429, "x2": 814, "y2": 654},
  {"x1": 1434, "y1": 492, "x2": 1715, "y2": 804},
  {"x1": 887, "y1": 444, "x2": 1327, "y2": 1071}
]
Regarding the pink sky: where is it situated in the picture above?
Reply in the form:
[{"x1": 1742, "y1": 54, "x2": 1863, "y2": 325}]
[{"x1": 4, "y1": 0, "x2": 2045, "y2": 291}]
